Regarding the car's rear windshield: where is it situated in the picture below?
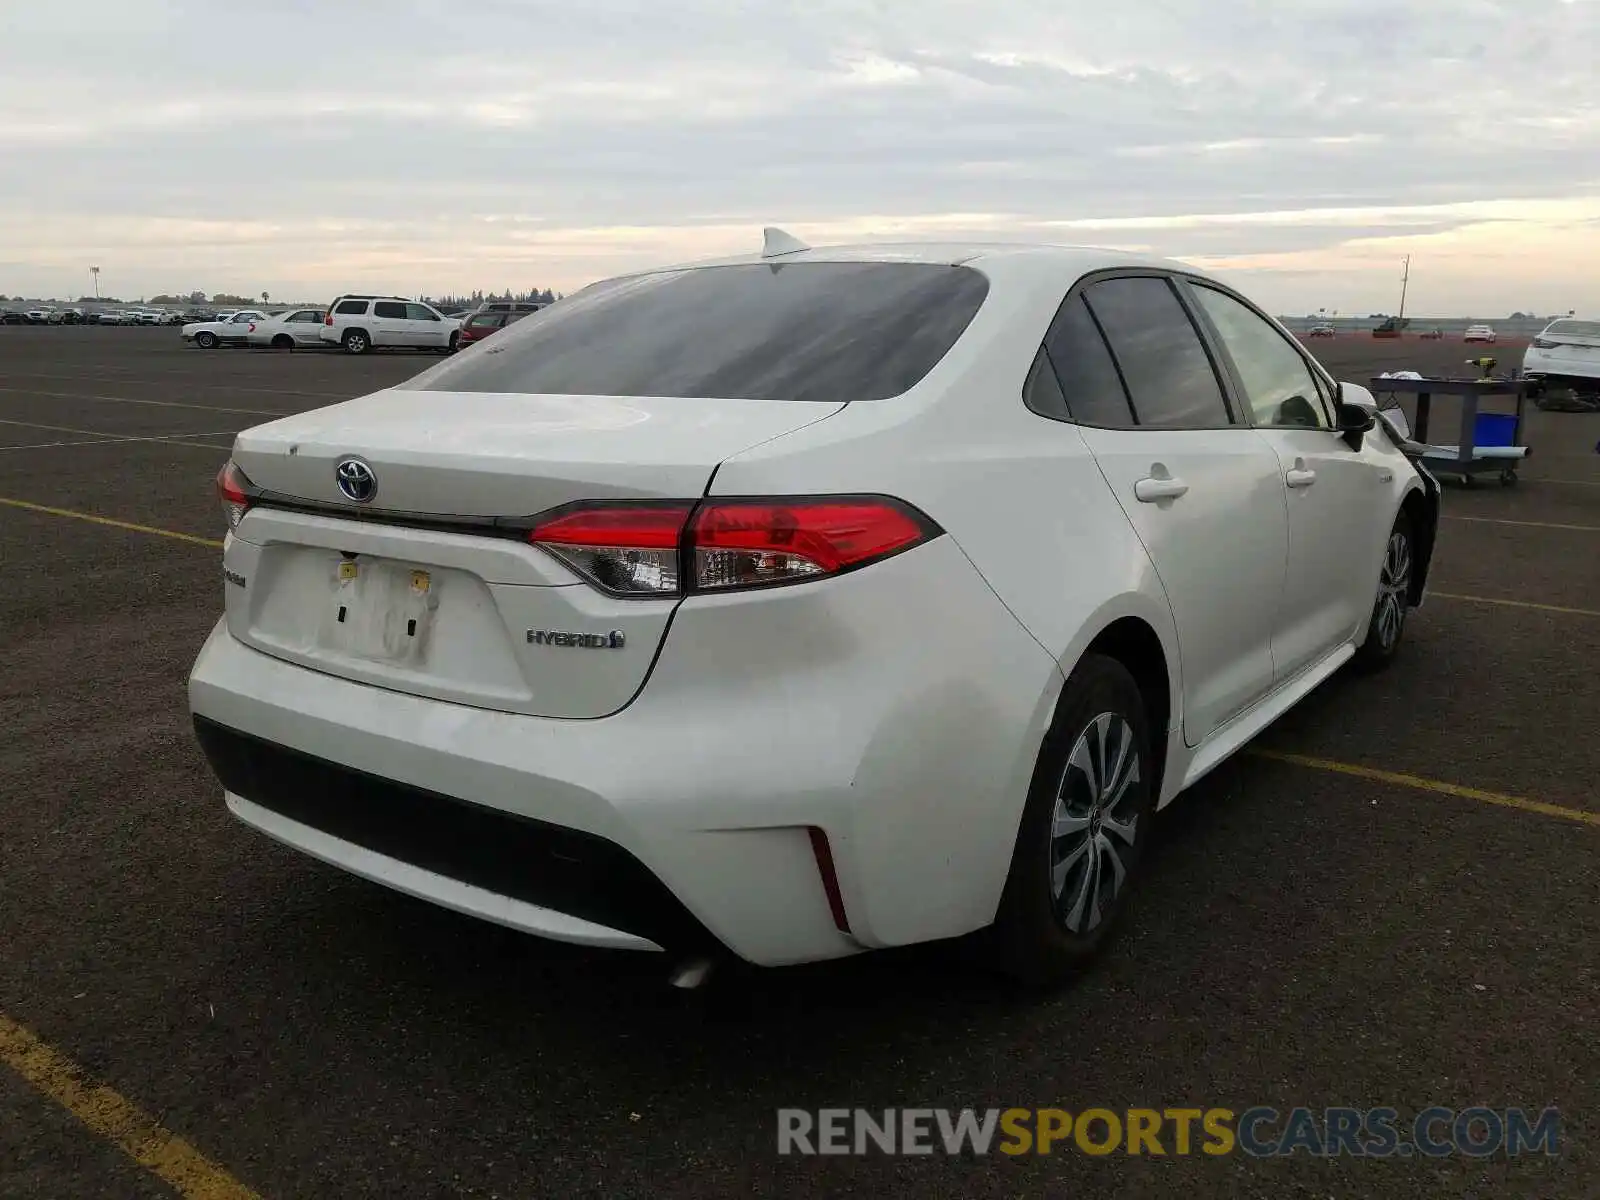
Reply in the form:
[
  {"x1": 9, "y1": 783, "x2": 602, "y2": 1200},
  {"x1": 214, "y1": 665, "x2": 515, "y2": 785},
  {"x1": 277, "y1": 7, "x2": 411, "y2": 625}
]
[
  {"x1": 1546, "y1": 319, "x2": 1600, "y2": 338},
  {"x1": 398, "y1": 262, "x2": 991, "y2": 403},
  {"x1": 466, "y1": 313, "x2": 503, "y2": 328}
]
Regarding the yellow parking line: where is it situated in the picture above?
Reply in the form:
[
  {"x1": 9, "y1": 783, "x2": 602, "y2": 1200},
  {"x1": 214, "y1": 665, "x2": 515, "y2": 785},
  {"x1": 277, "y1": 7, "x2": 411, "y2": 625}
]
[
  {"x1": 0, "y1": 496, "x2": 223, "y2": 548},
  {"x1": 1443, "y1": 515, "x2": 1599, "y2": 533},
  {"x1": 1249, "y1": 749, "x2": 1600, "y2": 828},
  {"x1": 0, "y1": 1011, "x2": 259, "y2": 1199},
  {"x1": 1430, "y1": 591, "x2": 1600, "y2": 618}
]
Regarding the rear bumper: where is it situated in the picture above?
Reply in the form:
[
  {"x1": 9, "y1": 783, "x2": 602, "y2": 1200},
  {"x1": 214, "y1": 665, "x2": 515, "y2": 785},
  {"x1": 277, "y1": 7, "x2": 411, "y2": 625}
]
[
  {"x1": 186, "y1": 536, "x2": 1061, "y2": 966},
  {"x1": 196, "y1": 719, "x2": 699, "y2": 952}
]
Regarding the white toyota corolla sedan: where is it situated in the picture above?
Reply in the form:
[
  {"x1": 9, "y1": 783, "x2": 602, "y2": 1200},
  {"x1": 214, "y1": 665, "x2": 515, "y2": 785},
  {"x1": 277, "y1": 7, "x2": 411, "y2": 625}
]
[{"x1": 188, "y1": 234, "x2": 1440, "y2": 985}]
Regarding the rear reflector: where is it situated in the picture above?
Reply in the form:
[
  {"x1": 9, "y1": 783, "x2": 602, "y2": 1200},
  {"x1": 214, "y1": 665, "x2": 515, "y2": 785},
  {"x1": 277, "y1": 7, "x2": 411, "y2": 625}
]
[
  {"x1": 807, "y1": 827, "x2": 851, "y2": 934},
  {"x1": 527, "y1": 497, "x2": 938, "y2": 598}
]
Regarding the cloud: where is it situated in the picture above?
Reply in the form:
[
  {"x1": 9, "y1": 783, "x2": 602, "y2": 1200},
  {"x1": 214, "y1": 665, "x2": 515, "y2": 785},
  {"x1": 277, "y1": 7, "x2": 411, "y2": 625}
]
[{"x1": 1, "y1": 0, "x2": 1598, "y2": 313}]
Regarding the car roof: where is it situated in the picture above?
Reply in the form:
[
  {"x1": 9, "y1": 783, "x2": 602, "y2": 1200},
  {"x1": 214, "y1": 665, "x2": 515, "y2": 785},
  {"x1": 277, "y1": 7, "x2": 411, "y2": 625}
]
[{"x1": 616, "y1": 240, "x2": 1198, "y2": 284}]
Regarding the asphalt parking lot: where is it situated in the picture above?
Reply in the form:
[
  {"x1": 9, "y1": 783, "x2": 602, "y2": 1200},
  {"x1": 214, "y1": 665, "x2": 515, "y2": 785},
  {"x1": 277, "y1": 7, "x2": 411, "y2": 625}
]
[{"x1": 2, "y1": 327, "x2": 1596, "y2": 1199}]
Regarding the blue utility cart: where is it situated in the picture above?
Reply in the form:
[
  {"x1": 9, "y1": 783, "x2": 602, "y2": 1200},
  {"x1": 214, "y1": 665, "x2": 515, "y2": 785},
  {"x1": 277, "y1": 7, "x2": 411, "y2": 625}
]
[{"x1": 1368, "y1": 375, "x2": 1531, "y2": 486}]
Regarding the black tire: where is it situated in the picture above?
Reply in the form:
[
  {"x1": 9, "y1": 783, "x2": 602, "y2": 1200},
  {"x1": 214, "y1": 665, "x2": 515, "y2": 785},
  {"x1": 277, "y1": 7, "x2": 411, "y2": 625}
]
[
  {"x1": 987, "y1": 654, "x2": 1156, "y2": 988},
  {"x1": 195, "y1": 331, "x2": 217, "y2": 349},
  {"x1": 342, "y1": 329, "x2": 371, "y2": 355},
  {"x1": 272, "y1": 334, "x2": 294, "y2": 350},
  {"x1": 446, "y1": 331, "x2": 460, "y2": 354},
  {"x1": 1352, "y1": 508, "x2": 1414, "y2": 673}
]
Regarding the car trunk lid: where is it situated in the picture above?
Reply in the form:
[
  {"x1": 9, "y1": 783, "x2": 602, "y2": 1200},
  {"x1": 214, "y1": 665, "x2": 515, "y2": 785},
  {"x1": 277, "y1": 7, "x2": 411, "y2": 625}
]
[{"x1": 223, "y1": 389, "x2": 844, "y2": 718}]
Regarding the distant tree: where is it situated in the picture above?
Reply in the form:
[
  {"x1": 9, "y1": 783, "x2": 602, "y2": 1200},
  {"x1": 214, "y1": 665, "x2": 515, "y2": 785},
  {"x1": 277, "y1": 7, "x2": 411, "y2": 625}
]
[
  {"x1": 538, "y1": 287, "x2": 555, "y2": 304},
  {"x1": 1510, "y1": 311, "x2": 1527, "y2": 319},
  {"x1": 262, "y1": 291, "x2": 270, "y2": 304},
  {"x1": 151, "y1": 294, "x2": 182, "y2": 305}
]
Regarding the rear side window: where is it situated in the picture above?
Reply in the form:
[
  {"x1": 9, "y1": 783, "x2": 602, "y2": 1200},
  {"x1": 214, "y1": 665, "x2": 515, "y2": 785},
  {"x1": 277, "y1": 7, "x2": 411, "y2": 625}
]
[
  {"x1": 1083, "y1": 277, "x2": 1232, "y2": 428},
  {"x1": 1039, "y1": 294, "x2": 1136, "y2": 427},
  {"x1": 466, "y1": 314, "x2": 503, "y2": 329},
  {"x1": 335, "y1": 299, "x2": 368, "y2": 315},
  {"x1": 374, "y1": 301, "x2": 407, "y2": 319},
  {"x1": 406, "y1": 303, "x2": 439, "y2": 321},
  {"x1": 397, "y1": 262, "x2": 990, "y2": 403}
]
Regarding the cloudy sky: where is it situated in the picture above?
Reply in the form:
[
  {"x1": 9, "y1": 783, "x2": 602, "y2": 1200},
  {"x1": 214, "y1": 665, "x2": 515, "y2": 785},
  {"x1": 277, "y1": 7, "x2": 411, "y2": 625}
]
[{"x1": 3, "y1": 0, "x2": 1598, "y2": 315}]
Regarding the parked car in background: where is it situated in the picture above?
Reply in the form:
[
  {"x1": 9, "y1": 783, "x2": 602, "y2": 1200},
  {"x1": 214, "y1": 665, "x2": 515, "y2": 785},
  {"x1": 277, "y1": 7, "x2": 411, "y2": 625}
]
[
  {"x1": 320, "y1": 294, "x2": 460, "y2": 355},
  {"x1": 191, "y1": 236, "x2": 1441, "y2": 985},
  {"x1": 1464, "y1": 324, "x2": 1497, "y2": 343},
  {"x1": 183, "y1": 310, "x2": 266, "y2": 348},
  {"x1": 1522, "y1": 318, "x2": 1600, "y2": 396},
  {"x1": 474, "y1": 300, "x2": 544, "y2": 316},
  {"x1": 1, "y1": 310, "x2": 28, "y2": 325},
  {"x1": 25, "y1": 308, "x2": 54, "y2": 324},
  {"x1": 246, "y1": 309, "x2": 329, "y2": 349},
  {"x1": 457, "y1": 307, "x2": 535, "y2": 346},
  {"x1": 1306, "y1": 323, "x2": 1335, "y2": 338}
]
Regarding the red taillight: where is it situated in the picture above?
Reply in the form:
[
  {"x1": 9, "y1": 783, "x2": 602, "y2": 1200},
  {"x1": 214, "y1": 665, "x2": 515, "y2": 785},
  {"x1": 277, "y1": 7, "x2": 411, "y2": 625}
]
[
  {"x1": 324, "y1": 313, "x2": 334, "y2": 325},
  {"x1": 527, "y1": 497, "x2": 938, "y2": 597},
  {"x1": 247, "y1": 321, "x2": 256, "y2": 332},
  {"x1": 530, "y1": 502, "x2": 694, "y2": 596},
  {"x1": 215, "y1": 460, "x2": 254, "y2": 530},
  {"x1": 690, "y1": 499, "x2": 931, "y2": 588}
]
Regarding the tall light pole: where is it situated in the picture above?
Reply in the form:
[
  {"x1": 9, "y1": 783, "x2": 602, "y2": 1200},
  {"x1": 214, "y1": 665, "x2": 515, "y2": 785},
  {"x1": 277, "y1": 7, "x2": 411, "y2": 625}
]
[
  {"x1": 90, "y1": 266, "x2": 100, "y2": 299},
  {"x1": 1397, "y1": 254, "x2": 1410, "y2": 323}
]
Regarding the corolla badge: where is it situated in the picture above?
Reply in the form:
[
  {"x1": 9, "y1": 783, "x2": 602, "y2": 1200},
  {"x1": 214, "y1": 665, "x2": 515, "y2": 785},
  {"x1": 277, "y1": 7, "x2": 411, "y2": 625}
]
[{"x1": 334, "y1": 457, "x2": 377, "y2": 503}]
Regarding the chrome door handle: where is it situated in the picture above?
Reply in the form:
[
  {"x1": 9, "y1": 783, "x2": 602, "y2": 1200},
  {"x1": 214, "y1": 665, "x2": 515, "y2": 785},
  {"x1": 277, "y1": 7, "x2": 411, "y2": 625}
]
[{"x1": 1134, "y1": 476, "x2": 1189, "y2": 502}]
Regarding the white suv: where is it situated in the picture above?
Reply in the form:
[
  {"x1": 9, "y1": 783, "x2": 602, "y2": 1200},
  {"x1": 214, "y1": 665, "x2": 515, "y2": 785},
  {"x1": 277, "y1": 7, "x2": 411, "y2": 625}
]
[{"x1": 320, "y1": 294, "x2": 460, "y2": 355}]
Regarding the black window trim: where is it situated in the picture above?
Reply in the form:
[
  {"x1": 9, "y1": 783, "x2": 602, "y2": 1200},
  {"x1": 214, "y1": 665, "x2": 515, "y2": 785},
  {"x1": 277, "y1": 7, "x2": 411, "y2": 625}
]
[
  {"x1": 1024, "y1": 267, "x2": 1245, "y2": 432},
  {"x1": 1173, "y1": 275, "x2": 1342, "y2": 430}
]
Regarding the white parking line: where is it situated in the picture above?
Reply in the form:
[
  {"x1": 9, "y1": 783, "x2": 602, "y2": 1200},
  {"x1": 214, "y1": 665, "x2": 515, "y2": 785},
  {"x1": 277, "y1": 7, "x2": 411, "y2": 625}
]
[
  {"x1": 0, "y1": 387, "x2": 283, "y2": 417},
  {"x1": 0, "y1": 418, "x2": 236, "y2": 453},
  {"x1": 2, "y1": 369, "x2": 353, "y2": 400},
  {"x1": 1443, "y1": 515, "x2": 1600, "y2": 533}
]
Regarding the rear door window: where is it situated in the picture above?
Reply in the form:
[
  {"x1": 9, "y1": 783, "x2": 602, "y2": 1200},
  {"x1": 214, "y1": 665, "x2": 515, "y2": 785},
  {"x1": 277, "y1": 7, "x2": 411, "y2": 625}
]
[
  {"x1": 374, "y1": 301, "x2": 408, "y2": 319},
  {"x1": 406, "y1": 303, "x2": 440, "y2": 322},
  {"x1": 335, "y1": 300, "x2": 368, "y2": 315},
  {"x1": 1036, "y1": 294, "x2": 1136, "y2": 427},
  {"x1": 398, "y1": 262, "x2": 990, "y2": 403},
  {"x1": 1082, "y1": 277, "x2": 1233, "y2": 428}
]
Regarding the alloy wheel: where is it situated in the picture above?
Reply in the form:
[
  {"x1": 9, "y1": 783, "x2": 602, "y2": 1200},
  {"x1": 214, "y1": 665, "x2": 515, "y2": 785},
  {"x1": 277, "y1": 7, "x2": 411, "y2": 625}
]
[
  {"x1": 1376, "y1": 529, "x2": 1411, "y2": 651},
  {"x1": 1050, "y1": 711, "x2": 1142, "y2": 934}
]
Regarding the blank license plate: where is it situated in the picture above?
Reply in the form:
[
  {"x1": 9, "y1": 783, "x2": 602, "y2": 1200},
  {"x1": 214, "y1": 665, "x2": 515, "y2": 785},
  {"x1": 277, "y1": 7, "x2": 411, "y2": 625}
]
[{"x1": 317, "y1": 559, "x2": 438, "y2": 665}]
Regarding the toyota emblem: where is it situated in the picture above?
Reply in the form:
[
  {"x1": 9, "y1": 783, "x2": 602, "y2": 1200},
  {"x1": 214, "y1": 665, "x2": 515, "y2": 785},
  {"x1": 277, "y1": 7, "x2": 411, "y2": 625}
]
[{"x1": 335, "y1": 457, "x2": 377, "y2": 503}]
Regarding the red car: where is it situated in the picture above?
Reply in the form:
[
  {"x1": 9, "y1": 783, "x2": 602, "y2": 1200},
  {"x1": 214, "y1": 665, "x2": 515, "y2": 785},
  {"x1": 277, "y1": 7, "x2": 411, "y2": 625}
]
[{"x1": 457, "y1": 308, "x2": 536, "y2": 346}]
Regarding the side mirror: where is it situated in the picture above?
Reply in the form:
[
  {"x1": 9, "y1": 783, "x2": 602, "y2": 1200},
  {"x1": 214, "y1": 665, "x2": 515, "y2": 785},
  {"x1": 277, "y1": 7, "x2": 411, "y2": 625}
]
[{"x1": 1336, "y1": 401, "x2": 1376, "y2": 450}]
